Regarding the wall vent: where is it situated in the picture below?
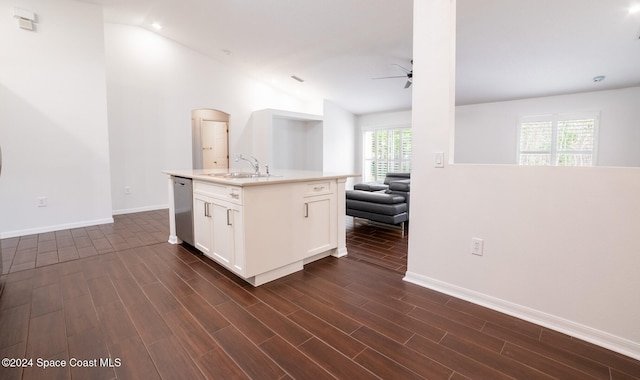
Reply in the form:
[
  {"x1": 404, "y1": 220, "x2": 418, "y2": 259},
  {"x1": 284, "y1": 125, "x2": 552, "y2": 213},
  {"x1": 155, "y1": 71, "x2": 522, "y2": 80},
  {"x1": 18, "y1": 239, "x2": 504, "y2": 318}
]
[{"x1": 14, "y1": 8, "x2": 37, "y2": 31}]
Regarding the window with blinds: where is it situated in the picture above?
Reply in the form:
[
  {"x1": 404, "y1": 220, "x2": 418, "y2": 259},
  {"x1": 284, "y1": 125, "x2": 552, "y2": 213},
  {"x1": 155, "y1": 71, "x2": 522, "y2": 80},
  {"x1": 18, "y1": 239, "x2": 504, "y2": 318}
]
[
  {"x1": 363, "y1": 128, "x2": 412, "y2": 183},
  {"x1": 518, "y1": 113, "x2": 598, "y2": 166}
]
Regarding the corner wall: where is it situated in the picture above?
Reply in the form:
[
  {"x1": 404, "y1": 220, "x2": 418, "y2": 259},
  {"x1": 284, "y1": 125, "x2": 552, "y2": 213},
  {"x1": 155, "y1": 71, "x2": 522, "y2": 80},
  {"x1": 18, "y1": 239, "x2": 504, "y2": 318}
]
[
  {"x1": 408, "y1": 0, "x2": 640, "y2": 359},
  {"x1": 323, "y1": 100, "x2": 357, "y2": 187},
  {"x1": 0, "y1": 0, "x2": 113, "y2": 237}
]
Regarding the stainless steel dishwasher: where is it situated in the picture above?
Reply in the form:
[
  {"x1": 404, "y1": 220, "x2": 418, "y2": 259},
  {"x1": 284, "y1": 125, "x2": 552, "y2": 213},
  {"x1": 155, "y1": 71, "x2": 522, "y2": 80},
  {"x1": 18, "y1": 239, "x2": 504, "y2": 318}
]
[{"x1": 173, "y1": 176, "x2": 194, "y2": 246}]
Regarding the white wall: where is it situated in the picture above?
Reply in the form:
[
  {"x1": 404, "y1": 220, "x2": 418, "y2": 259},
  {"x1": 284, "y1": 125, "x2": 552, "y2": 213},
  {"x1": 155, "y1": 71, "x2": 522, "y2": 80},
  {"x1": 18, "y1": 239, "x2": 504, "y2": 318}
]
[
  {"x1": 271, "y1": 118, "x2": 323, "y2": 171},
  {"x1": 247, "y1": 104, "x2": 356, "y2": 176},
  {"x1": 0, "y1": 0, "x2": 113, "y2": 238},
  {"x1": 407, "y1": 0, "x2": 640, "y2": 360},
  {"x1": 104, "y1": 23, "x2": 317, "y2": 214},
  {"x1": 323, "y1": 100, "x2": 357, "y2": 187},
  {"x1": 455, "y1": 86, "x2": 640, "y2": 166},
  {"x1": 358, "y1": 109, "x2": 412, "y2": 129},
  {"x1": 248, "y1": 109, "x2": 323, "y2": 174}
]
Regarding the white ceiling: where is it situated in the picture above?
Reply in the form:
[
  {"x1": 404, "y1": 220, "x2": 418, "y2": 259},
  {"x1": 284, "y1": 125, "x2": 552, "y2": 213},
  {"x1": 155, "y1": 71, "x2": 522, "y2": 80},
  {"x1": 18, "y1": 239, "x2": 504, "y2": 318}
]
[
  {"x1": 81, "y1": 0, "x2": 640, "y2": 114},
  {"x1": 457, "y1": 0, "x2": 640, "y2": 106}
]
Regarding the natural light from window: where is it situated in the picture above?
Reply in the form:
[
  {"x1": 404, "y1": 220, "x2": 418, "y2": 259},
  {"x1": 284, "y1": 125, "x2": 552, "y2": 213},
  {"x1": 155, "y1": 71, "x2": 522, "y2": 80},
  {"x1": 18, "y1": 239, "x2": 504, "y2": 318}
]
[
  {"x1": 363, "y1": 128, "x2": 412, "y2": 182},
  {"x1": 518, "y1": 113, "x2": 598, "y2": 166}
]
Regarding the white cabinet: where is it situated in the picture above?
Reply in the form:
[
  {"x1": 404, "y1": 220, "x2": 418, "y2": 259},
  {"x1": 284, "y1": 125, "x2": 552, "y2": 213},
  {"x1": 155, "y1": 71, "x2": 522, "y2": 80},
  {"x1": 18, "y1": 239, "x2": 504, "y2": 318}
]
[
  {"x1": 190, "y1": 177, "x2": 342, "y2": 286},
  {"x1": 209, "y1": 199, "x2": 243, "y2": 273},
  {"x1": 300, "y1": 181, "x2": 337, "y2": 258},
  {"x1": 193, "y1": 182, "x2": 244, "y2": 276},
  {"x1": 193, "y1": 193, "x2": 213, "y2": 255}
]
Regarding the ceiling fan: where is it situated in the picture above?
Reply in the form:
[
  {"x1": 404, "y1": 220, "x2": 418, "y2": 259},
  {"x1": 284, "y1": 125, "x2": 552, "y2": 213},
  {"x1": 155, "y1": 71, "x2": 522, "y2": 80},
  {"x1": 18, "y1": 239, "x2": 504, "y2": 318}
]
[{"x1": 373, "y1": 61, "x2": 413, "y2": 88}]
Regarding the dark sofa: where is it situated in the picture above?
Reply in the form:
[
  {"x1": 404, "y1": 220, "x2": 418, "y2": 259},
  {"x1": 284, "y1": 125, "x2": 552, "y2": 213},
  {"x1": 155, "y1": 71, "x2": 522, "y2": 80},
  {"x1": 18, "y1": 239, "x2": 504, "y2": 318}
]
[{"x1": 346, "y1": 172, "x2": 410, "y2": 231}]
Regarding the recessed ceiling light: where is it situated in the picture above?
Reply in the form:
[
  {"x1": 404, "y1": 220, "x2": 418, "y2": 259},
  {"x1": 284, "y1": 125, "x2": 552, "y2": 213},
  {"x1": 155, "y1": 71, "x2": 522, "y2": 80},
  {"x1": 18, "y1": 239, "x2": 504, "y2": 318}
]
[
  {"x1": 151, "y1": 22, "x2": 163, "y2": 30},
  {"x1": 593, "y1": 75, "x2": 606, "y2": 83}
]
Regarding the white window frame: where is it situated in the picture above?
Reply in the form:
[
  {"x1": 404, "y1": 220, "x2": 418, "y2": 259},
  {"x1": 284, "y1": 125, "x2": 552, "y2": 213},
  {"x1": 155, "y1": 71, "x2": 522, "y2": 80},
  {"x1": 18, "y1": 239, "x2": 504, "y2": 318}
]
[
  {"x1": 516, "y1": 112, "x2": 599, "y2": 166},
  {"x1": 361, "y1": 124, "x2": 412, "y2": 183}
]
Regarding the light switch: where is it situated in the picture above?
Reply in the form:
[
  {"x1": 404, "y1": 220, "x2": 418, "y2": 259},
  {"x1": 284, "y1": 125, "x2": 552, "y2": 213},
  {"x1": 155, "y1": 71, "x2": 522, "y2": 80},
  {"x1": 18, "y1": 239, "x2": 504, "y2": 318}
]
[{"x1": 434, "y1": 152, "x2": 444, "y2": 168}]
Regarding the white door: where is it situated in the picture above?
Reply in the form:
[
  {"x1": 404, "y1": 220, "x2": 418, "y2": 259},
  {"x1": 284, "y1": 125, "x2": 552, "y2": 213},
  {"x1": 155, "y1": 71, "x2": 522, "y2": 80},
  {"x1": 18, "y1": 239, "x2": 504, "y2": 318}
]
[{"x1": 202, "y1": 120, "x2": 228, "y2": 169}]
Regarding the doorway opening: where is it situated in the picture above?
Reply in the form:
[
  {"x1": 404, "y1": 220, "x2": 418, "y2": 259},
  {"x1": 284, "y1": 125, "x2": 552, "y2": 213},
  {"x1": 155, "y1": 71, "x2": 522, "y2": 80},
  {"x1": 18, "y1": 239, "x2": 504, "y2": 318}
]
[{"x1": 192, "y1": 109, "x2": 229, "y2": 170}]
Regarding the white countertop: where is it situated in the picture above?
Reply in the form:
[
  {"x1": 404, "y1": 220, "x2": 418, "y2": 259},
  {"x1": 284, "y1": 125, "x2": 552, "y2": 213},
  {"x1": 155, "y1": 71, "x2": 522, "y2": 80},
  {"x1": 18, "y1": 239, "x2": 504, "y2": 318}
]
[{"x1": 163, "y1": 169, "x2": 359, "y2": 187}]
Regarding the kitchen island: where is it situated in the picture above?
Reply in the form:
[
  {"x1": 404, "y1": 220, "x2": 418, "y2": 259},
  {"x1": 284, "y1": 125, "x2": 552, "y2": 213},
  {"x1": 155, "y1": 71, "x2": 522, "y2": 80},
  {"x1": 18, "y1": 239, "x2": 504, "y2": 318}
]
[{"x1": 163, "y1": 169, "x2": 357, "y2": 286}]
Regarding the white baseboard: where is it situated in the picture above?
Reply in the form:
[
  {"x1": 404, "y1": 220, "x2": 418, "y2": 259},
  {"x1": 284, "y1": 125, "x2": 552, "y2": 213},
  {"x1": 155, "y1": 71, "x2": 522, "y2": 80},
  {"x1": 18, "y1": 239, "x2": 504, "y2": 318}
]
[
  {"x1": 111, "y1": 204, "x2": 168, "y2": 216},
  {"x1": 1, "y1": 217, "x2": 114, "y2": 239},
  {"x1": 403, "y1": 271, "x2": 640, "y2": 361},
  {"x1": 1, "y1": 205, "x2": 169, "y2": 239}
]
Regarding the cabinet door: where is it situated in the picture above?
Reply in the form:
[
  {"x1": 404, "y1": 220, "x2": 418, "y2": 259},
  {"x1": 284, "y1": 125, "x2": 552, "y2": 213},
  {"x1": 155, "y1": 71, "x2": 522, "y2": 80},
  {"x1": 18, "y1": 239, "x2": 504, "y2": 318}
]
[
  {"x1": 194, "y1": 193, "x2": 244, "y2": 275},
  {"x1": 210, "y1": 201, "x2": 234, "y2": 266},
  {"x1": 209, "y1": 200, "x2": 244, "y2": 274},
  {"x1": 193, "y1": 194, "x2": 213, "y2": 255},
  {"x1": 303, "y1": 196, "x2": 337, "y2": 257}
]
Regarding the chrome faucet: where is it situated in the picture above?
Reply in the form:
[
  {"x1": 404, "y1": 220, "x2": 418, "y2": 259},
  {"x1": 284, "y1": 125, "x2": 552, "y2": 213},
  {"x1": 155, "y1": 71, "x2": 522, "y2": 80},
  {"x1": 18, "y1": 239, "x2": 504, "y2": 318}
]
[{"x1": 235, "y1": 154, "x2": 260, "y2": 174}]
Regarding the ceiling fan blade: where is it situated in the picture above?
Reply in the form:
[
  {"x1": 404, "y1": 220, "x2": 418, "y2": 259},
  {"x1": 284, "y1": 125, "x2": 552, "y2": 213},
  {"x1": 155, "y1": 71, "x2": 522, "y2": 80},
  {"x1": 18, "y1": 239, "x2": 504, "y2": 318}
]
[
  {"x1": 372, "y1": 75, "x2": 406, "y2": 80},
  {"x1": 392, "y1": 64, "x2": 412, "y2": 74}
]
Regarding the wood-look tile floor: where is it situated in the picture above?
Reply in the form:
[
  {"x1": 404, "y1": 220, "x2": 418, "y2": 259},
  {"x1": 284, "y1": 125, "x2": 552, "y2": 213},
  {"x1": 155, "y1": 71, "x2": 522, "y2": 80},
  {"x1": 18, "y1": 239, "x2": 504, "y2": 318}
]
[
  {"x1": 1, "y1": 210, "x2": 639, "y2": 379},
  {"x1": 1, "y1": 210, "x2": 170, "y2": 275},
  {"x1": 345, "y1": 218, "x2": 408, "y2": 274}
]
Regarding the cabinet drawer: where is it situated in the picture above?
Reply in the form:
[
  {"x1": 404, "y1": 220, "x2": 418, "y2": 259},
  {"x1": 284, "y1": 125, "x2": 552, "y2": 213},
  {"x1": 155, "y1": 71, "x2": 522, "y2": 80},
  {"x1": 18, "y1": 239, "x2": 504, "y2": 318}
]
[
  {"x1": 303, "y1": 181, "x2": 333, "y2": 197},
  {"x1": 194, "y1": 181, "x2": 243, "y2": 204}
]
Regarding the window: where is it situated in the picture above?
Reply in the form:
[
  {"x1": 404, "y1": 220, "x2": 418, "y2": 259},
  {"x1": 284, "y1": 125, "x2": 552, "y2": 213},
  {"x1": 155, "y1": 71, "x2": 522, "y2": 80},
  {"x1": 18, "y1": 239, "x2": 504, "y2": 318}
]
[
  {"x1": 362, "y1": 127, "x2": 411, "y2": 182},
  {"x1": 518, "y1": 113, "x2": 598, "y2": 166}
]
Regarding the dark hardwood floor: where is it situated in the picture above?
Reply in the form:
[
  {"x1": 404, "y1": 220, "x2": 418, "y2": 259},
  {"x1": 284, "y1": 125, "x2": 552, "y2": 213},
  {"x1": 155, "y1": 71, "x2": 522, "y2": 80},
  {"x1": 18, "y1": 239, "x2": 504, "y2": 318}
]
[
  {"x1": 345, "y1": 218, "x2": 408, "y2": 274},
  {"x1": 1, "y1": 210, "x2": 639, "y2": 379}
]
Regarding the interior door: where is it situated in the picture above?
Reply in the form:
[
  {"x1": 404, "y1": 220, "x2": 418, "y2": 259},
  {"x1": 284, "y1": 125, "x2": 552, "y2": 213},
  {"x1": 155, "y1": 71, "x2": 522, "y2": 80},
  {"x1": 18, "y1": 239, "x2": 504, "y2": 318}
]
[
  {"x1": 191, "y1": 109, "x2": 229, "y2": 170},
  {"x1": 201, "y1": 120, "x2": 228, "y2": 169}
]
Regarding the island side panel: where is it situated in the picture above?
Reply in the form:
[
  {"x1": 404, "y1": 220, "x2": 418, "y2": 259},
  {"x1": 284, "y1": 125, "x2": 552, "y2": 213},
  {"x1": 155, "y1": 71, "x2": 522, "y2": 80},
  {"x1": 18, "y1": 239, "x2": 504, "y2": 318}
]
[
  {"x1": 167, "y1": 175, "x2": 181, "y2": 244},
  {"x1": 241, "y1": 183, "x2": 300, "y2": 277},
  {"x1": 333, "y1": 177, "x2": 348, "y2": 257}
]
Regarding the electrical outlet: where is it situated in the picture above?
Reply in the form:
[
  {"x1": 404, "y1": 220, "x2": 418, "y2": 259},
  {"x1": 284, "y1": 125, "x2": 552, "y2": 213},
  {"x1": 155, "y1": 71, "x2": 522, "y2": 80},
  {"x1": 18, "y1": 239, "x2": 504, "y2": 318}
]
[
  {"x1": 471, "y1": 238, "x2": 484, "y2": 256},
  {"x1": 37, "y1": 196, "x2": 48, "y2": 207},
  {"x1": 124, "y1": 186, "x2": 131, "y2": 194}
]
